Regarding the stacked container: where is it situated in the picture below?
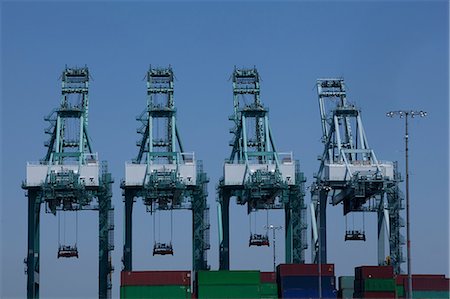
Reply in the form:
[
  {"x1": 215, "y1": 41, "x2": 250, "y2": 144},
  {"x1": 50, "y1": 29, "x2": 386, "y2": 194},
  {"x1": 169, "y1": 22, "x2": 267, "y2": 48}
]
[
  {"x1": 395, "y1": 274, "x2": 450, "y2": 299},
  {"x1": 120, "y1": 271, "x2": 191, "y2": 299},
  {"x1": 337, "y1": 276, "x2": 354, "y2": 299},
  {"x1": 353, "y1": 266, "x2": 395, "y2": 299},
  {"x1": 277, "y1": 264, "x2": 337, "y2": 298},
  {"x1": 260, "y1": 272, "x2": 278, "y2": 299},
  {"x1": 195, "y1": 270, "x2": 261, "y2": 299}
]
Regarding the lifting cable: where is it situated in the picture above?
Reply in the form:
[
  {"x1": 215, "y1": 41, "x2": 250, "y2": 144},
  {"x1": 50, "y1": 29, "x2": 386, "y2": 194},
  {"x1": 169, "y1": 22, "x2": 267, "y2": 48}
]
[
  {"x1": 58, "y1": 211, "x2": 61, "y2": 247},
  {"x1": 158, "y1": 209, "x2": 161, "y2": 243},
  {"x1": 152, "y1": 209, "x2": 156, "y2": 245},
  {"x1": 75, "y1": 210, "x2": 78, "y2": 247},
  {"x1": 170, "y1": 208, "x2": 173, "y2": 243},
  {"x1": 362, "y1": 211, "x2": 366, "y2": 233}
]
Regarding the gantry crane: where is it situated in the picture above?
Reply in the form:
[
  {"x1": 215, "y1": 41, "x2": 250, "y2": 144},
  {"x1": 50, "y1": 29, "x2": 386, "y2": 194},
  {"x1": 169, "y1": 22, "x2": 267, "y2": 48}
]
[
  {"x1": 310, "y1": 78, "x2": 405, "y2": 273},
  {"x1": 121, "y1": 66, "x2": 210, "y2": 271},
  {"x1": 23, "y1": 66, "x2": 114, "y2": 298},
  {"x1": 217, "y1": 67, "x2": 307, "y2": 270}
]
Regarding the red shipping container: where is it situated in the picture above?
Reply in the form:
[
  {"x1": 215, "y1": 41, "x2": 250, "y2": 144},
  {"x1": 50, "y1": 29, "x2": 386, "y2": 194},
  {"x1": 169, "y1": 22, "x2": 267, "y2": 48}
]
[
  {"x1": 396, "y1": 275, "x2": 449, "y2": 291},
  {"x1": 354, "y1": 291, "x2": 395, "y2": 298},
  {"x1": 277, "y1": 264, "x2": 335, "y2": 277},
  {"x1": 355, "y1": 266, "x2": 394, "y2": 279},
  {"x1": 121, "y1": 270, "x2": 191, "y2": 286},
  {"x1": 396, "y1": 274, "x2": 446, "y2": 284},
  {"x1": 260, "y1": 272, "x2": 276, "y2": 283}
]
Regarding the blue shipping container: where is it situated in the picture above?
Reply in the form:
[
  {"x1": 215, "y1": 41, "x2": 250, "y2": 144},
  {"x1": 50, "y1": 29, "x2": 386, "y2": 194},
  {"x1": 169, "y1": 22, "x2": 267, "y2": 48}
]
[
  {"x1": 282, "y1": 288, "x2": 337, "y2": 299},
  {"x1": 279, "y1": 276, "x2": 336, "y2": 291}
]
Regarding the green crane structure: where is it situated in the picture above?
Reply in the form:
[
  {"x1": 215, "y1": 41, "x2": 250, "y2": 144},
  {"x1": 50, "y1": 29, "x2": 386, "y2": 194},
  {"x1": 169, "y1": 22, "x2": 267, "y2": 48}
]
[
  {"x1": 310, "y1": 78, "x2": 405, "y2": 273},
  {"x1": 23, "y1": 66, "x2": 114, "y2": 298},
  {"x1": 121, "y1": 66, "x2": 210, "y2": 272},
  {"x1": 217, "y1": 67, "x2": 307, "y2": 270}
]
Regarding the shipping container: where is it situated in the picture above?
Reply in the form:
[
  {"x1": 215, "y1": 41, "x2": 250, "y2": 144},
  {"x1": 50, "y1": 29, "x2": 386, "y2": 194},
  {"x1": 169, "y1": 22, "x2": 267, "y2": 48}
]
[
  {"x1": 396, "y1": 284, "x2": 405, "y2": 297},
  {"x1": 261, "y1": 272, "x2": 277, "y2": 283},
  {"x1": 277, "y1": 264, "x2": 335, "y2": 277},
  {"x1": 279, "y1": 275, "x2": 336, "y2": 290},
  {"x1": 338, "y1": 276, "x2": 355, "y2": 290},
  {"x1": 260, "y1": 283, "x2": 278, "y2": 296},
  {"x1": 197, "y1": 284, "x2": 260, "y2": 299},
  {"x1": 196, "y1": 270, "x2": 260, "y2": 286},
  {"x1": 120, "y1": 285, "x2": 191, "y2": 299},
  {"x1": 355, "y1": 266, "x2": 394, "y2": 279},
  {"x1": 353, "y1": 291, "x2": 395, "y2": 299},
  {"x1": 396, "y1": 274, "x2": 446, "y2": 285},
  {"x1": 121, "y1": 271, "x2": 191, "y2": 286},
  {"x1": 412, "y1": 291, "x2": 450, "y2": 299},
  {"x1": 354, "y1": 278, "x2": 396, "y2": 292},
  {"x1": 396, "y1": 275, "x2": 449, "y2": 291},
  {"x1": 281, "y1": 288, "x2": 337, "y2": 299},
  {"x1": 341, "y1": 289, "x2": 353, "y2": 299}
]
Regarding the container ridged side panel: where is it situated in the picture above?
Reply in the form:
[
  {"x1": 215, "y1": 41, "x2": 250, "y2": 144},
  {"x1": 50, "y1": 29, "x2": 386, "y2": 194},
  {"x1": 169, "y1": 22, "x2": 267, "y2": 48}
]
[
  {"x1": 277, "y1": 264, "x2": 335, "y2": 277},
  {"x1": 196, "y1": 270, "x2": 261, "y2": 285},
  {"x1": 354, "y1": 278, "x2": 396, "y2": 292},
  {"x1": 121, "y1": 271, "x2": 191, "y2": 286},
  {"x1": 120, "y1": 285, "x2": 191, "y2": 299},
  {"x1": 197, "y1": 285, "x2": 260, "y2": 299}
]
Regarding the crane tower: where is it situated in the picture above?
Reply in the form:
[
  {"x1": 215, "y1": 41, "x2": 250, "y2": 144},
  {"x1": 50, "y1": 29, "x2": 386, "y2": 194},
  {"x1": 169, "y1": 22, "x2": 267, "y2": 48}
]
[
  {"x1": 121, "y1": 66, "x2": 210, "y2": 272},
  {"x1": 217, "y1": 67, "x2": 307, "y2": 270},
  {"x1": 310, "y1": 78, "x2": 405, "y2": 273},
  {"x1": 23, "y1": 66, "x2": 114, "y2": 298}
]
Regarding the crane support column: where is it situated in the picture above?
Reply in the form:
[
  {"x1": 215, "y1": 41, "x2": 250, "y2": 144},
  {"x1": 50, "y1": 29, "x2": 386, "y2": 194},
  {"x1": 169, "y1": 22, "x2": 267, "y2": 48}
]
[
  {"x1": 99, "y1": 165, "x2": 114, "y2": 299},
  {"x1": 26, "y1": 189, "x2": 41, "y2": 299},
  {"x1": 123, "y1": 190, "x2": 134, "y2": 271},
  {"x1": 192, "y1": 166, "x2": 210, "y2": 271},
  {"x1": 218, "y1": 191, "x2": 230, "y2": 270},
  {"x1": 289, "y1": 168, "x2": 307, "y2": 263},
  {"x1": 284, "y1": 207, "x2": 292, "y2": 263}
]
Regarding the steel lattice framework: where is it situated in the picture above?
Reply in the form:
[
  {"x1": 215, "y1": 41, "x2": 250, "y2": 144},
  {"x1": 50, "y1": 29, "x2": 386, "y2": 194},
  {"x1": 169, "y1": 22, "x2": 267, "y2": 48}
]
[
  {"x1": 121, "y1": 66, "x2": 210, "y2": 272},
  {"x1": 217, "y1": 67, "x2": 307, "y2": 270},
  {"x1": 23, "y1": 66, "x2": 114, "y2": 298},
  {"x1": 310, "y1": 78, "x2": 405, "y2": 273}
]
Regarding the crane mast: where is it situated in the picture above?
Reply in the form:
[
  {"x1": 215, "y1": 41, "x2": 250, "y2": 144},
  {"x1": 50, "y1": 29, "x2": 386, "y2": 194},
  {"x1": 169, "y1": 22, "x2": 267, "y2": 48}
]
[
  {"x1": 310, "y1": 78, "x2": 405, "y2": 273},
  {"x1": 218, "y1": 67, "x2": 307, "y2": 270},
  {"x1": 23, "y1": 66, "x2": 114, "y2": 299},
  {"x1": 122, "y1": 66, "x2": 210, "y2": 272}
]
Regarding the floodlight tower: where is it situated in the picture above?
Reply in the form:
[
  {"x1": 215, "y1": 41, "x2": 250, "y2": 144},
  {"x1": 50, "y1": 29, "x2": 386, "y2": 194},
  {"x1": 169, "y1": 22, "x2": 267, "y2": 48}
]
[
  {"x1": 310, "y1": 78, "x2": 405, "y2": 273},
  {"x1": 121, "y1": 66, "x2": 210, "y2": 272},
  {"x1": 23, "y1": 66, "x2": 114, "y2": 299},
  {"x1": 217, "y1": 67, "x2": 307, "y2": 270}
]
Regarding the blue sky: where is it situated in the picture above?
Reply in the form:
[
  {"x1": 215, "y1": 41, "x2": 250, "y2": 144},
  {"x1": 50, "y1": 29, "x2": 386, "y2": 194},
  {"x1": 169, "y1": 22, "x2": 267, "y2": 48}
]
[{"x1": 1, "y1": 1, "x2": 448, "y2": 298}]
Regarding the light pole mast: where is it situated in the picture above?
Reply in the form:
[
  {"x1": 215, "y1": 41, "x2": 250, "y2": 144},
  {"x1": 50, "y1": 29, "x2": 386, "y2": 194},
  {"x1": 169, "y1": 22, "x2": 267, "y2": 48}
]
[
  {"x1": 386, "y1": 110, "x2": 427, "y2": 299},
  {"x1": 266, "y1": 224, "x2": 282, "y2": 272}
]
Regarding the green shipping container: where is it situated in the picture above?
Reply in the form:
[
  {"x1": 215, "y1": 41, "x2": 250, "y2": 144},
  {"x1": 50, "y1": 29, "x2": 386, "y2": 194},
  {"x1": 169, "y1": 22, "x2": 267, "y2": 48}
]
[
  {"x1": 339, "y1": 276, "x2": 355, "y2": 290},
  {"x1": 361, "y1": 278, "x2": 396, "y2": 292},
  {"x1": 120, "y1": 285, "x2": 190, "y2": 299},
  {"x1": 413, "y1": 291, "x2": 450, "y2": 299},
  {"x1": 341, "y1": 289, "x2": 354, "y2": 299},
  {"x1": 260, "y1": 283, "x2": 277, "y2": 296},
  {"x1": 197, "y1": 271, "x2": 261, "y2": 286},
  {"x1": 197, "y1": 285, "x2": 260, "y2": 299},
  {"x1": 396, "y1": 285, "x2": 405, "y2": 297}
]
